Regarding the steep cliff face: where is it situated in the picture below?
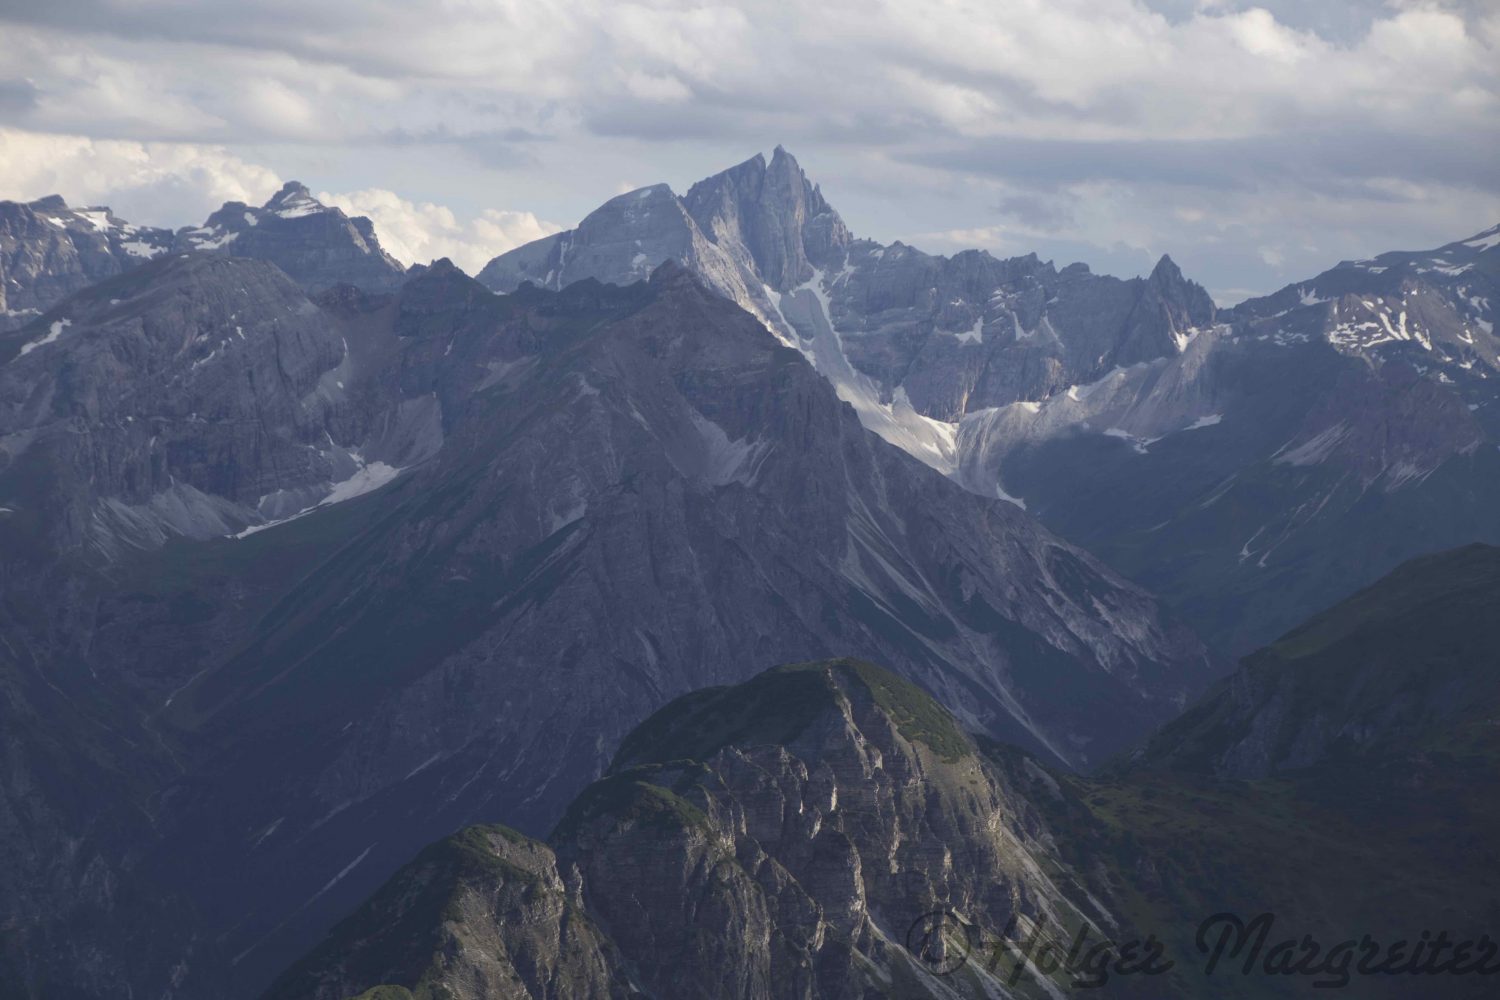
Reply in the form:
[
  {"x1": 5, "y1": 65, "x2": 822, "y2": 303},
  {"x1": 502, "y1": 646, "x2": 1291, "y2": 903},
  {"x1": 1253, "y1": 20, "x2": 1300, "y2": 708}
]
[
  {"x1": 0, "y1": 259, "x2": 1210, "y2": 999},
  {"x1": 266, "y1": 636, "x2": 1500, "y2": 1000},
  {"x1": 479, "y1": 150, "x2": 1215, "y2": 443},
  {"x1": 0, "y1": 196, "x2": 174, "y2": 331},
  {"x1": 0, "y1": 183, "x2": 405, "y2": 333},
  {"x1": 681, "y1": 145, "x2": 851, "y2": 290},
  {"x1": 264, "y1": 660, "x2": 1113, "y2": 1000},
  {"x1": 477, "y1": 152, "x2": 1500, "y2": 656},
  {"x1": 182, "y1": 182, "x2": 406, "y2": 293},
  {"x1": 0, "y1": 255, "x2": 364, "y2": 557},
  {"x1": 1133, "y1": 543, "x2": 1500, "y2": 777}
]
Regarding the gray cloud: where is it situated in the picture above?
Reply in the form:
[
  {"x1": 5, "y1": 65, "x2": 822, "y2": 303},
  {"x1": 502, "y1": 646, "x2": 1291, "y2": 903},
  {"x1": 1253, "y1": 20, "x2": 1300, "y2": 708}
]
[
  {"x1": 897, "y1": 128, "x2": 1500, "y2": 195},
  {"x1": 0, "y1": 0, "x2": 1495, "y2": 299},
  {"x1": 0, "y1": 78, "x2": 37, "y2": 115}
]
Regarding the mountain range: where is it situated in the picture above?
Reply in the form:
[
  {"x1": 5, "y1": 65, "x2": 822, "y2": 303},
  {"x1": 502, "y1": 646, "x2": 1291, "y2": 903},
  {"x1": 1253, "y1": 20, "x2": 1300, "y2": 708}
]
[
  {"x1": 480, "y1": 148, "x2": 1500, "y2": 654},
  {"x1": 0, "y1": 181, "x2": 405, "y2": 334},
  {"x1": 265, "y1": 544, "x2": 1500, "y2": 999},
  {"x1": 1, "y1": 148, "x2": 1496, "y2": 999},
  {"x1": 0, "y1": 247, "x2": 1206, "y2": 996}
]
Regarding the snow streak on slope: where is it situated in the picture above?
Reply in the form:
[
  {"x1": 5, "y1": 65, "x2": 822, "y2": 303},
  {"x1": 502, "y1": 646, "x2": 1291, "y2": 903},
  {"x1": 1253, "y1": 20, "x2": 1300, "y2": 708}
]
[
  {"x1": 766, "y1": 270, "x2": 958, "y2": 474},
  {"x1": 233, "y1": 458, "x2": 404, "y2": 538}
]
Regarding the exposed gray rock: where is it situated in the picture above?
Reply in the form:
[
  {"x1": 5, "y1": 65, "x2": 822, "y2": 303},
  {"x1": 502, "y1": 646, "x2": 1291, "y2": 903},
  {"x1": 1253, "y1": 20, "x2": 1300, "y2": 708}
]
[
  {"x1": 0, "y1": 258, "x2": 1209, "y2": 999},
  {"x1": 957, "y1": 223, "x2": 1500, "y2": 652},
  {"x1": 0, "y1": 183, "x2": 406, "y2": 334},
  {"x1": 266, "y1": 639, "x2": 1500, "y2": 1000},
  {"x1": 479, "y1": 150, "x2": 1216, "y2": 453},
  {"x1": 0, "y1": 254, "x2": 424, "y2": 560},
  {"x1": 264, "y1": 661, "x2": 1114, "y2": 1000},
  {"x1": 177, "y1": 182, "x2": 406, "y2": 293},
  {"x1": 0, "y1": 196, "x2": 173, "y2": 332},
  {"x1": 1133, "y1": 543, "x2": 1500, "y2": 777}
]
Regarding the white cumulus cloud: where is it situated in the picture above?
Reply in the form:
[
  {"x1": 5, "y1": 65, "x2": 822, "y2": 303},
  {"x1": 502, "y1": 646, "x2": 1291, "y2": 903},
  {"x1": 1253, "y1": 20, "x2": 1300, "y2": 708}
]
[
  {"x1": 320, "y1": 188, "x2": 561, "y2": 274},
  {"x1": 0, "y1": 126, "x2": 281, "y2": 223}
]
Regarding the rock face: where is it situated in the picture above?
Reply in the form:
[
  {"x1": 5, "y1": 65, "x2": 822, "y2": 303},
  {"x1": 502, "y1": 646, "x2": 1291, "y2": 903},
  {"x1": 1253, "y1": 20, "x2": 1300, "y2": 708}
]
[
  {"x1": 1133, "y1": 543, "x2": 1500, "y2": 778},
  {"x1": 0, "y1": 254, "x2": 437, "y2": 559},
  {"x1": 479, "y1": 150, "x2": 1214, "y2": 456},
  {"x1": 266, "y1": 639, "x2": 1500, "y2": 1000},
  {"x1": 480, "y1": 152, "x2": 1500, "y2": 654},
  {"x1": 263, "y1": 660, "x2": 1114, "y2": 1000},
  {"x1": 0, "y1": 259, "x2": 1209, "y2": 999},
  {"x1": 962, "y1": 223, "x2": 1500, "y2": 653},
  {"x1": 0, "y1": 195, "x2": 174, "y2": 331},
  {"x1": 0, "y1": 183, "x2": 404, "y2": 332},
  {"x1": 180, "y1": 182, "x2": 406, "y2": 293}
]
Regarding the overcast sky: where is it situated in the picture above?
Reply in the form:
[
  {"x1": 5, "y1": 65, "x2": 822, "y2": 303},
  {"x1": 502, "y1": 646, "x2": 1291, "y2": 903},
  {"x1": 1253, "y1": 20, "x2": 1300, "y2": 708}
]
[{"x1": 1, "y1": 0, "x2": 1496, "y2": 303}]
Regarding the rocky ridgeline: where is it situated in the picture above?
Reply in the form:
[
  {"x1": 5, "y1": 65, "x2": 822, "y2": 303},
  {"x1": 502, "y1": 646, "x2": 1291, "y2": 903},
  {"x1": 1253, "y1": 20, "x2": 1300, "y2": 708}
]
[
  {"x1": 476, "y1": 148, "x2": 1500, "y2": 654},
  {"x1": 264, "y1": 660, "x2": 1112, "y2": 1000},
  {"x1": 0, "y1": 256, "x2": 1207, "y2": 999},
  {"x1": 0, "y1": 181, "x2": 404, "y2": 333},
  {"x1": 265, "y1": 610, "x2": 1500, "y2": 1000}
]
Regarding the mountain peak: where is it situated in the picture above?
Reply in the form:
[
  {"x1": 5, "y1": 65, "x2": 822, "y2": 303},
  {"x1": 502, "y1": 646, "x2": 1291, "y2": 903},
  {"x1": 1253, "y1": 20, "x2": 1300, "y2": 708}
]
[
  {"x1": 607, "y1": 182, "x2": 674, "y2": 206},
  {"x1": 767, "y1": 144, "x2": 802, "y2": 177},
  {"x1": 270, "y1": 180, "x2": 311, "y2": 200},
  {"x1": 1149, "y1": 253, "x2": 1182, "y2": 282},
  {"x1": 27, "y1": 194, "x2": 69, "y2": 213},
  {"x1": 263, "y1": 181, "x2": 325, "y2": 218}
]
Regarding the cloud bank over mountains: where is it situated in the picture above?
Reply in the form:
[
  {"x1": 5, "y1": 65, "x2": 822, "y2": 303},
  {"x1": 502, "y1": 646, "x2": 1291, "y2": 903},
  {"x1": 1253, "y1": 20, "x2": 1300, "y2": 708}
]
[{"x1": 0, "y1": 0, "x2": 1495, "y2": 299}]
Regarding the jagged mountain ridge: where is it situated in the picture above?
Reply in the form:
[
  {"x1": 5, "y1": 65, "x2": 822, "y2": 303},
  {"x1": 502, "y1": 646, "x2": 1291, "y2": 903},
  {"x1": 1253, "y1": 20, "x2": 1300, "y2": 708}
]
[
  {"x1": 1133, "y1": 542, "x2": 1500, "y2": 778},
  {"x1": 480, "y1": 149, "x2": 1500, "y2": 653},
  {"x1": 0, "y1": 253, "x2": 438, "y2": 559},
  {"x1": 3, "y1": 148, "x2": 1496, "y2": 999},
  {"x1": 267, "y1": 573, "x2": 1500, "y2": 1000},
  {"x1": 0, "y1": 256, "x2": 1209, "y2": 998},
  {"x1": 480, "y1": 147, "x2": 1217, "y2": 474},
  {"x1": 263, "y1": 659, "x2": 1117, "y2": 1000},
  {"x1": 0, "y1": 181, "x2": 405, "y2": 333},
  {"x1": 969, "y1": 222, "x2": 1500, "y2": 652}
]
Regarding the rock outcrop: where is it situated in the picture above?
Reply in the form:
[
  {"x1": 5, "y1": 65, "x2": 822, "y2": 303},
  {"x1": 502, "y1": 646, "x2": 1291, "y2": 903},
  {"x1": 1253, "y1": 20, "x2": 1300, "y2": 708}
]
[
  {"x1": 267, "y1": 634, "x2": 1500, "y2": 1000},
  {"x1": 0, "y1": 258, "x2": 1209, "y2": 999},
  {"x1": 0, "y1": 183, "x2": 404, "y2": 334},
  {"x1": 478, "y1": 151, "x2": 1500, "y2": 655},
  {"x1": 265, "y1": 660, "x2": 1113, "y2": 1000}
]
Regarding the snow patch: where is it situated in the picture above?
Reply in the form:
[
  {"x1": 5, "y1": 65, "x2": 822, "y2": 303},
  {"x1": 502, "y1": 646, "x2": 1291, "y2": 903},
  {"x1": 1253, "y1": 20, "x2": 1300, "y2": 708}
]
[
  {"x1": 1462, "y1": 229, "x2": 1500, "y2": 252},
  {"x1": 1103, "y1": 427, "x2": 1158, "y2": 454},
  {"x1": 119, "y1": 239, "x2": 162, "y2": 259},
  {"x1": 1275, "y1": 423, "x2": 1349, "y2": 466},
  {"x1": 232, "y1": 459, "x2": 404, "y2": 538},
  {"x1": 274, "y1": 194, "x2": 324, "y2": 219},
  {"x1": 187, "y1": 228, "x2": 238, "y2": 251},
  {"x1": 765, "y1": 270, "x2": 959, "y2": 474},
  {"x1": 953, "y1": 317, "x2": 984, "y2": 345},
  {"x1": 1172, "y1": 326, "x2": 1202, "y2": 353},
  {"x1": 75, "y1": 210, "x2": 112, "y2": 232},
  {"x1": 18, "y1": 318, "x2": 71, "y2": 357},
  {"x1": 994, "y1": 478, "x2": 1027, "y2": 509}
]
